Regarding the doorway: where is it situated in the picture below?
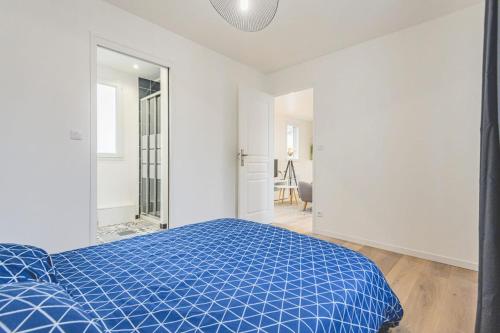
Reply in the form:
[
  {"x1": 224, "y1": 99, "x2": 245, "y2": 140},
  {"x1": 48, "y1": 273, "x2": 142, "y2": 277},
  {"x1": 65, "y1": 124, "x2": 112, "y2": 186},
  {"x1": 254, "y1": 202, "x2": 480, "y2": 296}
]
[
  {"x1": 236, "y1": 87, "x2": 314, "y2": 232},
  {"x1": 93, "y1": 45, "x2": 169, "y2": 244},
  {"x1": 272, "y1": 88, "x2": 314, "y2": 233}
]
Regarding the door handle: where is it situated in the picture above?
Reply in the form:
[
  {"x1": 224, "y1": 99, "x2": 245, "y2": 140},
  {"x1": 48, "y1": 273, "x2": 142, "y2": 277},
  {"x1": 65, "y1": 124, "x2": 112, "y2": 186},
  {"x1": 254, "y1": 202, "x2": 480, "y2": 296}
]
[{"x1": 239, "y1": 149, "x2": 249, "y2": 167}]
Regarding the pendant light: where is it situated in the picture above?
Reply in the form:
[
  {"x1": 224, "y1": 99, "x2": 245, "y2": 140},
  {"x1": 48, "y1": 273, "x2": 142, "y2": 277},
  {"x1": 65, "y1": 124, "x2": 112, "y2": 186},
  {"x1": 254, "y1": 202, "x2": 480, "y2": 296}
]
[{"x1": 209, "y1": 0, "x2": 279, "y2": 32}]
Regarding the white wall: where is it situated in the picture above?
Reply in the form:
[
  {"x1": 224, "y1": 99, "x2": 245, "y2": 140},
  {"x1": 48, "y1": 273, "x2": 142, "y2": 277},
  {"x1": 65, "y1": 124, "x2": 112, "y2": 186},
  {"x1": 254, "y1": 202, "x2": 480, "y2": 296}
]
[
  {"x1": 0, "y1": 0, "x2": 265, "y2": 252},
  {"x1": 96, "y1": 65, "x2": 139, "y2": 226},
  {"x1": 267, "y1": 4, "x2": 483, "y2": 269}
]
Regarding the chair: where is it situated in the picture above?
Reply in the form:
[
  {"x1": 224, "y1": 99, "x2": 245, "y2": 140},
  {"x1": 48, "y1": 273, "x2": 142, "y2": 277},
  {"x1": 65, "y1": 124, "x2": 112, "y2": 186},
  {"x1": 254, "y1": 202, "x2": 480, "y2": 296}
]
[{"x1": 298, "y1": 181, "x2": 312, "y2": 211}]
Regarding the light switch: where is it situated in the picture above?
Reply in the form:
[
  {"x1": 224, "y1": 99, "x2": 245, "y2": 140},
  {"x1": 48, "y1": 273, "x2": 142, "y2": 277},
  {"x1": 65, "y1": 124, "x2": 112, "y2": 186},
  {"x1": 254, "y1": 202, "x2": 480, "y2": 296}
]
[{"x1": 70, "y1": 130, "x2": 83, "y2": 141}]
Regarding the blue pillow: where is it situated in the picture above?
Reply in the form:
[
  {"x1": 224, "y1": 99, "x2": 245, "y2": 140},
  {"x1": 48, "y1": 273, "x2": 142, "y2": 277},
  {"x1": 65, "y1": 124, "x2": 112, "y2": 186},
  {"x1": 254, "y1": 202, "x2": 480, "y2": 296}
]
[
  {"x1": 0, "y1": 244, "x2": 57, "y2": 284},
  {"x1": 0, "y1": 282, "x2": 104, "y2": 333}
]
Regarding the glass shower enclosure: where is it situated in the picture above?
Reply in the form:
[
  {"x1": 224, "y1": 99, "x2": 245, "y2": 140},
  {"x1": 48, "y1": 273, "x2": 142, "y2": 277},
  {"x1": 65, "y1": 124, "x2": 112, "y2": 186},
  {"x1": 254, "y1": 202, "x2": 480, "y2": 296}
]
[{"x1": 140, "y1": 91, "x2": 162, "y2": 223}]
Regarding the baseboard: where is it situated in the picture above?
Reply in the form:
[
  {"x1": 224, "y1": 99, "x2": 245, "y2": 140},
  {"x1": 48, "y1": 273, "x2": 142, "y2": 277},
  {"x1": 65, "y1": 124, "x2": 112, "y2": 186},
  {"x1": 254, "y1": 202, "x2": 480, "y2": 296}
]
[
  {"x1": 314, "y1": 227, "x2": 478, "y2": 271},
  {"x1": 97, "y1": 205, "x2": 137, "y2": 227}
]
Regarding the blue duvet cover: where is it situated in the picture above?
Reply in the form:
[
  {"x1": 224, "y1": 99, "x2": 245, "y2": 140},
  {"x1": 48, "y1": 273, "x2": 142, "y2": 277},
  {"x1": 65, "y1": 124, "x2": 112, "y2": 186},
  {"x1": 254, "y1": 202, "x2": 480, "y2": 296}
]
[{"x1": 52, "y1": 219, "x2": 403, "y2": 332}]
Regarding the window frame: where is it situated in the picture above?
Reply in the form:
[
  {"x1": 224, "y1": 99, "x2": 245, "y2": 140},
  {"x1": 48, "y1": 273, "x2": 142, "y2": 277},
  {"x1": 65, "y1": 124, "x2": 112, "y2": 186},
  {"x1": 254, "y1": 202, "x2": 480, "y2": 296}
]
[
  {"x1": 286, "y1": 124, "x2": 299, "y2": 160},
  {"x1": 96, "y1": 81, "x2": 123, "y2": 160}
]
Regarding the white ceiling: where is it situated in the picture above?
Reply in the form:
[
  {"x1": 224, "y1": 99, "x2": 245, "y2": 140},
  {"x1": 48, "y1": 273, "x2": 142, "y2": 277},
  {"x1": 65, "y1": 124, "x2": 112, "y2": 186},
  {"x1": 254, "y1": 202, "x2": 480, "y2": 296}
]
[
  {"x1": 275, "y1": 89, "x2": 313, "y2": 122},
  {"x1": 97, "y1": 47, "x2": 161, "y2": 80},
  {"x1": 104, "y1": 0, "x2": 483, "y2": 73}
]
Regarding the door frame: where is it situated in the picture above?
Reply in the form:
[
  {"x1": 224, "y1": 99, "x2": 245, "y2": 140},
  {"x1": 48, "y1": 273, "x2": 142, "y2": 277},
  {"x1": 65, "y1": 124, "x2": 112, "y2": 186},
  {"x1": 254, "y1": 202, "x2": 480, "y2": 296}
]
[
  {"x1": 89, "y1": 34, "x2": 173, "y2": 245},
  {"x1": 270, "y1": 87, "x2": 316, "y2": 231}
]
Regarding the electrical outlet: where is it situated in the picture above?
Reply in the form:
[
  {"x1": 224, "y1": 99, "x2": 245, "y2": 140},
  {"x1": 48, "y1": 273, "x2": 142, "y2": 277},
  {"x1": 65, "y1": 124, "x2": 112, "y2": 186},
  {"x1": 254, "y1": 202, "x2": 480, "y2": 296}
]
[{"x1": 316, "y1": 211, "x2": 323, "y2": 218}]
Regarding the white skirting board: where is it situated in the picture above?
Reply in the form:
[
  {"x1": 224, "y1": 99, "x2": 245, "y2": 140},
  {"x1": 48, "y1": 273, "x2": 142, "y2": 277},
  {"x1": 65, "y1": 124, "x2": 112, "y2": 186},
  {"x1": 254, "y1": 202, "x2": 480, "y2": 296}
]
[
  {"x1": 97, "y1": 205, "x2": 137, "y2": 227},
  {"x1": 314, "y1": 227, "x2": 478, "y2": 271}
]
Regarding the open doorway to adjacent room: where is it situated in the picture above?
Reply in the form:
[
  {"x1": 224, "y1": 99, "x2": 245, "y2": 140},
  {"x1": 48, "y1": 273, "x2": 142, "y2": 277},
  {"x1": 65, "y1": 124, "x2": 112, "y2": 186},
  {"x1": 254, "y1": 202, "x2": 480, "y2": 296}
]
[
  {"x1": 272, "y1": 88, "x2": 314, "y2": 233},
  {"x1": 94, "y1": 46, "x2": 169, "y2": 244}
]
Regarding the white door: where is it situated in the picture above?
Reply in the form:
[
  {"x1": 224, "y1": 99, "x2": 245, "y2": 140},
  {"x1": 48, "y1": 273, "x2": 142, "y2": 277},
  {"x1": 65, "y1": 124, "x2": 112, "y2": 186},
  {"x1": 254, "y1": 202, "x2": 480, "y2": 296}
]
[{"x1": 238, "y1": 86, "x2": 274, "y2": 223}]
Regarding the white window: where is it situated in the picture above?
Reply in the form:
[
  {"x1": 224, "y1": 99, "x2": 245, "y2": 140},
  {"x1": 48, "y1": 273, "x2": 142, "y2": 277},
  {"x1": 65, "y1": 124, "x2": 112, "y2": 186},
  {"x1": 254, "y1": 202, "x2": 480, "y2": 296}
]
[
  {"x1": 286, "y1": 124, "x2": 299, "y2": 159},
  {"x1": 97, "y1": 83, "x2": 118, "y2": 157}
]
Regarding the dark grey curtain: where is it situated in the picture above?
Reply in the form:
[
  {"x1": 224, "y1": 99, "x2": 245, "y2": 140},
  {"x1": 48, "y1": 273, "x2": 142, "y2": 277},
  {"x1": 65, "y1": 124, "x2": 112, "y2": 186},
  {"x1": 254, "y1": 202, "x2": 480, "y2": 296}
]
[{"x1": 476, "y1": 1, "x2": 500, "y2": 332}]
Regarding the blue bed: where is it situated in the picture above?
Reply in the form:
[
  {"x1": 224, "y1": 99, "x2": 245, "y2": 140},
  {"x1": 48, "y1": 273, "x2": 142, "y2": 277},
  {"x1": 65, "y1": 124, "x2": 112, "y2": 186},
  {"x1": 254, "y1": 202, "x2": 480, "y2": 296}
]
[{"x1": 1, "y1": 219, "x2": 403, "y2": 332}]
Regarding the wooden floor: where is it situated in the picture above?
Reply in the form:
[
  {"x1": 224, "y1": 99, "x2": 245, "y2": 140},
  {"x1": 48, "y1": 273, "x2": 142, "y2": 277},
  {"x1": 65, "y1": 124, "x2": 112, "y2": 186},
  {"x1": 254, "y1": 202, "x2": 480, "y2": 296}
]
[
  {"x1": 273, "y1": 201, "x2": 313, "y2": 233},
  {"x1": 272, "y1": 203, "x2": 478, "y2": 333}
]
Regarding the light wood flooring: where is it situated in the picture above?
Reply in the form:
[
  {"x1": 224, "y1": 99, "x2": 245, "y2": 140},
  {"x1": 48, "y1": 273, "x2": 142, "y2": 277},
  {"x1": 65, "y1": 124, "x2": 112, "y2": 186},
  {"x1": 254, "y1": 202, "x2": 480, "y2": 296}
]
[
  {"x1": 273, "y1": 201, "x2": 313, "y2": 233},
  {"x1": 272, "y1": 203, "x2": 478, "y2": 333}
]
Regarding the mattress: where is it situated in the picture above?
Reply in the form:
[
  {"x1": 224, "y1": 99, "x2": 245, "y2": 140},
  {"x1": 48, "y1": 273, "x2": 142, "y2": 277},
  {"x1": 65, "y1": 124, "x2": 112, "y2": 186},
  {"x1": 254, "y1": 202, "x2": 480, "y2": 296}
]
[{"x1": 52, "y1": 219, "x2": 403, "y2": 332}]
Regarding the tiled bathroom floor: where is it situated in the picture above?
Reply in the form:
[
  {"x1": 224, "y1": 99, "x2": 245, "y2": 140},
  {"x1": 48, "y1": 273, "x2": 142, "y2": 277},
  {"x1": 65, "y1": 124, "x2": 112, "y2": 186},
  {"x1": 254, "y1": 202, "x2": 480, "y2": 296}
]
[{"x1": 96, "y1": 220, "x2": 162, "y2": 244}]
